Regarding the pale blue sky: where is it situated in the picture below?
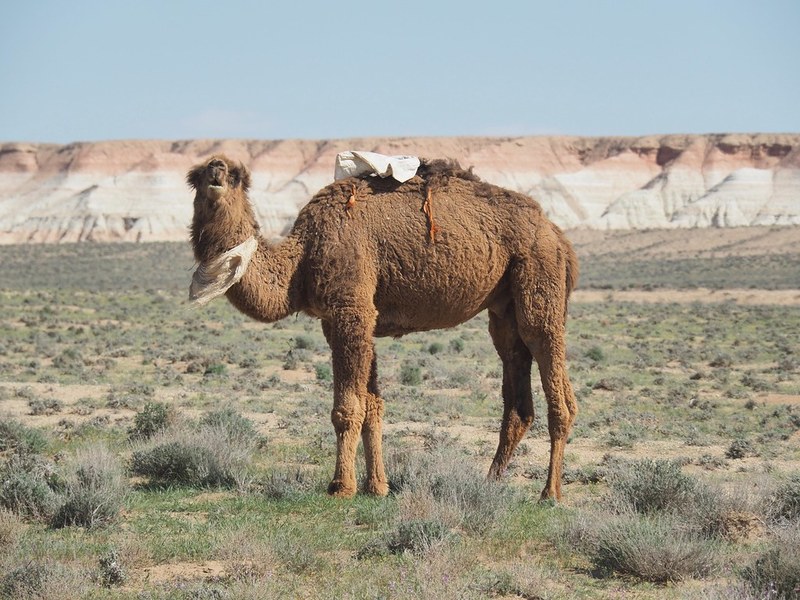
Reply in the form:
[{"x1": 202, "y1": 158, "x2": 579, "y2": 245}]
[{"x1": 1, "y1": 0, "x2": 798, "y2": 143}]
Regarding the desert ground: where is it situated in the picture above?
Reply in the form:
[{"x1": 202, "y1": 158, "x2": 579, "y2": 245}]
[{"x1": 0, "y1": 226, "x2": 798, "y2": 599}]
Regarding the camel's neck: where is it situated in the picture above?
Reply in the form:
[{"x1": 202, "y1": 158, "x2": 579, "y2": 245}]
[
  {"x1": 191, "y1": 200, "x2": 306, "y2": 323},
  {"x1": 224, "y1": 234, "x2": 306, "y2": 323}
]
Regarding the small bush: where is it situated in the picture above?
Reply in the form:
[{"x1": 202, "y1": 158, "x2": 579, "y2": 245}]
[
  {"x1": 28, "y1": 398, "x2": 63, "y2": 416},
  {"x1": 586, "y1": 346, "x2": 605, "y2": 362},
  {"x1": 200, "y1": 407, "x2": 257, "y2": 441},
  {"x1": 608, "y1": 459, "x2": 697, "y2": 514},
  {"x1": 314, "y1": 362, "x2": 332, "y2": 382},
  {"x1": 690, "y1": 484, "x2": 763, "y2": 541},
  {"x1": 387, "y1": 518, "x2": 451, "y2": 555},
  {"x1": 0, "y1": 419, "x2": 48, "y2": 454},
  {"x1": 427, "y1": 342, "x2": 444, "y2": 355},
  {"x1": 771, "y1": 472, "x2": 800, "y2": 521},
  {"x1": 261, "y1": 468, "x2": 318, "y2": 500},
  {"x1": 203, "y1": 363, "x2": 227, "y2": 376},
  {"x1": 0, "y1": 509, "x2": 24, "y2": 551},
  {"x1": 386, "y1": 447, "x2": 518, "y2": 534},
  {"x1": 726, "y1": 438, "x2": 755, "y2": 459},
  {"x1": 128, "y1": 401, "x2": 177, "y2": 440},
  {"x1": 0, "y1": 561, "x2": 88, "y2": 599},
  {"x1": 50, "y1": 443, "x2": 127, "y2": 529},
  {"x1": 293, "y1": 335, "x2": 314, "y2": 350},
  {"x1": 449, "y1": 338, "x2": 464, "y2": 353},
  {"x1": 590, "y1": 513, "x2": 718, "y2": 583},
  {"x1": 271, "y1": 531, "x2": 325, "y2": 574},
  {"x1": 399, "y1": 361, "x2": 422, "y2": 386},
  {"x1": 740, "y1": 523, "x2": 800, "y2": 599},
  {"x1": 98, "y1": 548, "x2": 127, "y2": 587},
  {"x1": 131, "y1": 424, "x2": 255, "y2": 488},
  {"x1": 0, "y1": 454, "x2": 60, "y2": 519}
]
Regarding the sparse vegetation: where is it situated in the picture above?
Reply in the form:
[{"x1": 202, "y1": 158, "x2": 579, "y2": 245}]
[
  {"x1": 0, "y1": 234, "x2": 798, "y2": 597},
  {"x1": 50, "y1": 443, "x2": 127, "y2": 529}
]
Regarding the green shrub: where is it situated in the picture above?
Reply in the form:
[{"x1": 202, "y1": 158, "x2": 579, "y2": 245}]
[
  {"x1": 314, "y1": 362, "x2": 332, "y2": 382},
  {"x1": 0, "y1": 509, "x2": 24, "y2": 551},
  {"x1": 590, "y1": 513, "x2": 718, "y2": 583},
  {"x1": 608, "y1": 459, "x2": 697, "y2": 514},
  {"x1": 0, "y1": 561, "x2": 88, "y2": 599},
  {"x1": 203, "y1": 363, "x2": 227, "y2": 376},
  {"x1": 448, "y1": 338, "x2": 465, "y2": 353},
  {"x1": 740, "y1": 523, "x2": 800, "y2": 599},
  {"x1": 0, "y1": 419, "x2": 48, "y2": 454},
  {"x1": 586, "y1": 346, "x2": 605, "y2": 362},
  {"x1": 386, "y1": 447, "x2": 517, "y2": 534},
  {"x1": 28, "y1": 398, "x2": 63, "y2": 416},
  {"x1": 50, "y1": 444, "x2": 127, "y2": 529},
  {"x1": 200, "y1": 407, "x2": 257, "y2": 441},
  {"x1": 98, "y1": 548, "x2": 127, "y2": 587},
  {"x1": 726, "y1": 438, "x2": 755, "y2": 459},
  {"x1": 427, "y1": 342, "x2": 444, "y2": 355},
  {"x1": 271, "y1": 531, "x2": 325, "y2": 574},
  {"x1": 261, "y1": 467, "x2": 318, "y2": 500},
  {"x1": 0, "y1": 454, "x2": 60, "y2": 519},
  {"x1": 293, "y1": 335, "x2": 314, "y2": 350},
  {"x1": 387, "y1": 518, "x2": 451, "y2": 555},
  {"x1": 128, "y1": 401, "x2": 177, "y2": 440},
  {"x1": 399, "y1": 361, "x2": 422, "y2": 386},
  {"x1": 771, "y1": 472, "x2": 800, "y2": 521},
  {"x1": 130, "y1": 424, "x2": 255, "y2": 488}
]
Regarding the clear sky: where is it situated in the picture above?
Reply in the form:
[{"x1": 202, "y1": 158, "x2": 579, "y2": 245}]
[{"x1": 1, "y1": 0, "x2": 798, "y2": 144}]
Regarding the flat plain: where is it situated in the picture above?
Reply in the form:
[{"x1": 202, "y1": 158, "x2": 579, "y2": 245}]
[{"x1": 0, "y1": 226, "x2": 798, "y2": 599}]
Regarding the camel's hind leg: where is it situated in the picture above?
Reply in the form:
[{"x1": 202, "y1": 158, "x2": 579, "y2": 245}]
[
  {"x1": 513, "y1": 264, "x2": 577, "y2": 501},
  {"x1": 487, "y1": 306, "x2": 534, "y2": 480}
]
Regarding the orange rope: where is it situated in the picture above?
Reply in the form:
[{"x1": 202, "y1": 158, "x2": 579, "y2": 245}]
[
  {"x1": 345, "y1": 183, "x2": 357, "y2": 218},
  {"x1": 422, "y1": 189, "x2": 439, "y2": 243}
]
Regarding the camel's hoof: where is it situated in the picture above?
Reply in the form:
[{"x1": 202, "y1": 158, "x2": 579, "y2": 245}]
[
  {"x1": 363, "y1": 479, "x2": 389, "y2": 497},
  {"x1": 539, "y1": 488, "x2": 560, "y2": 506},
  {"x1": 327, "y1": 480, "x2": 357, "y2": 498}
]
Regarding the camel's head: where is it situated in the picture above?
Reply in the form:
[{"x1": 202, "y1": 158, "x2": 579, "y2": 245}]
[
  {"x1": 187, "y1": 154, "x2": 251, "y2": 202},
  {"x1": 188, "y1": 155, "x2": 259, "y2": 263}
]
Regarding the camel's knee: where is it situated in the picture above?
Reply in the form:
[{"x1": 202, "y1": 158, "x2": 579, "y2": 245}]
[{"x1": 331, "y1": 402, "x2": 365, "y2": 433}]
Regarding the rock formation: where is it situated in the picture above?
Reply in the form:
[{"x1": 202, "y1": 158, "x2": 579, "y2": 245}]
[{"x1": 0, "y1": 134, "x2": 797, "y2": 243}]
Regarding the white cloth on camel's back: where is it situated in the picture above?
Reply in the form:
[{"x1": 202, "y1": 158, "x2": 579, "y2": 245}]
[{"x1": 334, "y1": 151, "x2": 421, "y2": 183}]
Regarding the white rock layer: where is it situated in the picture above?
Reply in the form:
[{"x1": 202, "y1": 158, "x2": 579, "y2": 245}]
[{"x1": 0, "y1": 134, "x2": 798, "y2": 244}]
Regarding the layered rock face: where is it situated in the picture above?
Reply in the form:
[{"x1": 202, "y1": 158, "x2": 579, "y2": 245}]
[{"x1": 0, "y1": 134, "x2": 797, "y2": 243}]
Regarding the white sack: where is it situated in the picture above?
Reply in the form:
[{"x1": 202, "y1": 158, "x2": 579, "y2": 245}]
[{"x1": 334, "y1": 151, "x2": 420, "y2": 183}]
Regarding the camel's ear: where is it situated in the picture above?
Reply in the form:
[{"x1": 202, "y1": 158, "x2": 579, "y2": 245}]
[
  {"x1": 229, "y1": 162, "x2": 251, "y2": 192},
  {"x1": 186, "y1": 163, "x2": 205, "y2": 190}
]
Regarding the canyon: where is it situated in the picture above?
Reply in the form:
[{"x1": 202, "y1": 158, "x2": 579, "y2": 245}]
[{"x1": 0, "y1": 133, "x2": 798, "y2": 243}]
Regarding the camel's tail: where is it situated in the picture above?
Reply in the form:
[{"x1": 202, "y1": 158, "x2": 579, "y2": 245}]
[{"x1": 561, "y1": 231, "x2": 579, "y2": 320}]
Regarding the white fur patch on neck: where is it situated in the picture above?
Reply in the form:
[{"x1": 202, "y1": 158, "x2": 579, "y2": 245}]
[{"x1": 190, "y1": 236, "x2": 258, "y2": 306}]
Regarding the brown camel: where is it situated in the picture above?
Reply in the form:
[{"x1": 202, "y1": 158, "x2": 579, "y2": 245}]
[{"x1": 188, "y1": 155, "x2": 579, "y2": 501}]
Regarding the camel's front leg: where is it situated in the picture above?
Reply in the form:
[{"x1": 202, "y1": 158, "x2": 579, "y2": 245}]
[{"x1": 323, "y1": 312, "x2": 376, "y2": 498}]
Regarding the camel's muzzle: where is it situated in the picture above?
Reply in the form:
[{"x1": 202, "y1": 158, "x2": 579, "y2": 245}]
[{"x1": 207, "y1": 160, "x2": 227, "y2": 188}]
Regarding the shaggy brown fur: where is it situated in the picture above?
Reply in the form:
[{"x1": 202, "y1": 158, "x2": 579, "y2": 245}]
[{"x1": 189, "y1": 155, "x2": 579, "y2": 501}]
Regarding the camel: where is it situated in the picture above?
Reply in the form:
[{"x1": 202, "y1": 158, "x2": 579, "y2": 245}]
[{"x1": 188, "y1": 154, "x2": 579, "y2": 501}]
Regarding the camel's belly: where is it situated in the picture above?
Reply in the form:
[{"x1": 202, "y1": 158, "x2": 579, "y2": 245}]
[{"x1": 372, "y1": 269, "x2": 507, "y2": 337}]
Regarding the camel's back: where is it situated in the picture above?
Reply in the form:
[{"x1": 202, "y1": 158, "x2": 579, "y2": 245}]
[{"x1": 291, "y1": 162, "x2": 569, "y2": 335}]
